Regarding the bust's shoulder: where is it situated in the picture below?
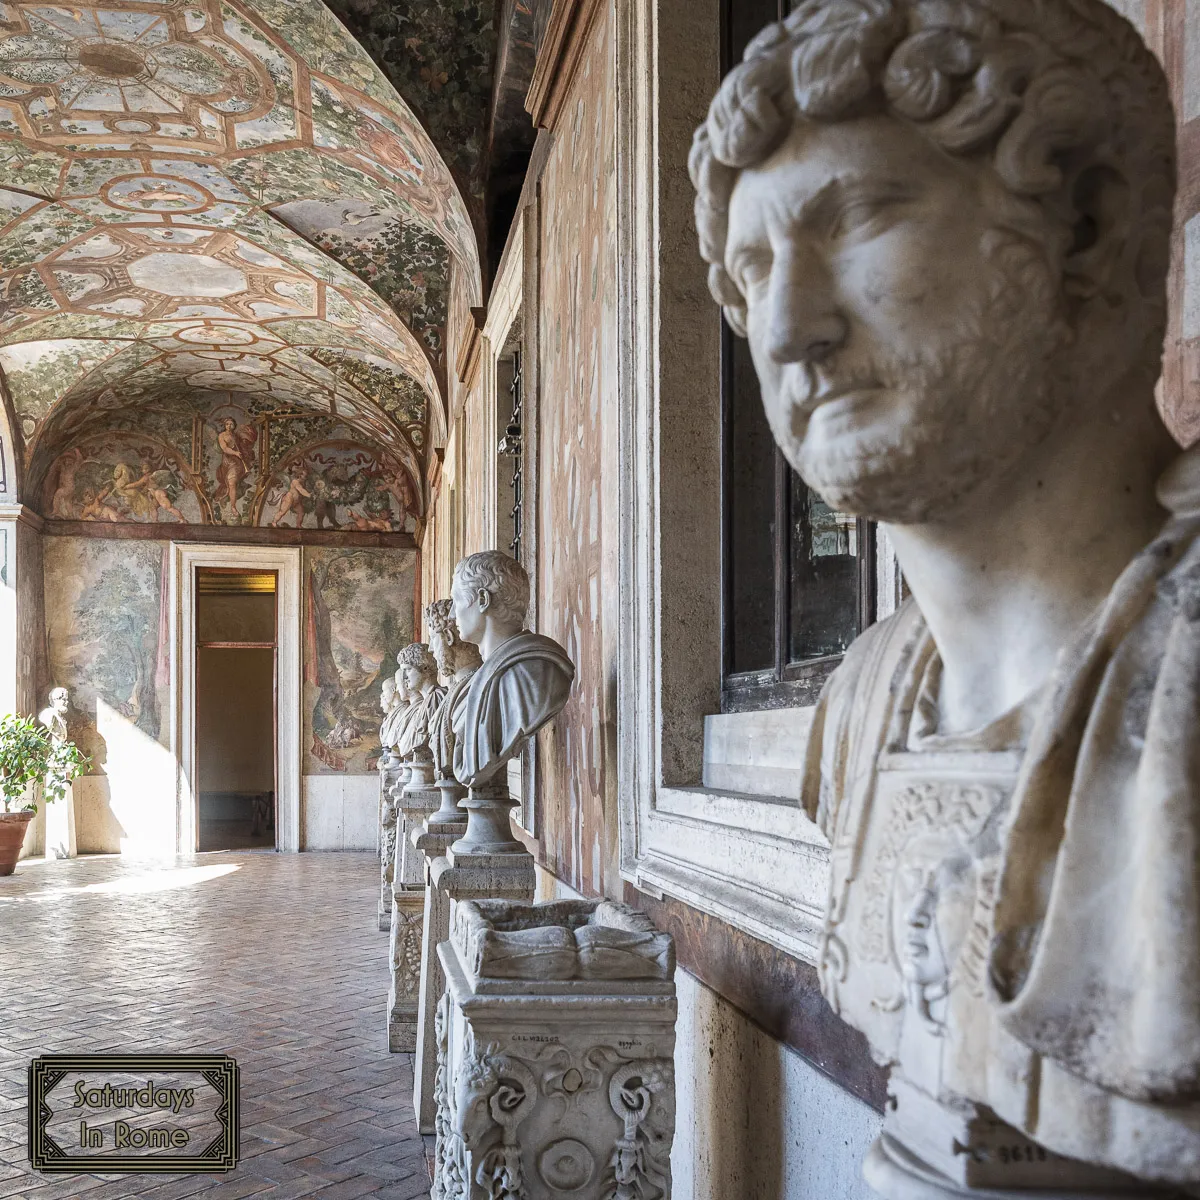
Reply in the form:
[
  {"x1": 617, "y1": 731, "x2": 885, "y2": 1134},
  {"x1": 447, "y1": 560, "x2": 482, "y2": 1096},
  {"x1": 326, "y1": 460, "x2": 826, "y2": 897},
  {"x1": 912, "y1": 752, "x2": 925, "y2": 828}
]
[{"x1": 822, "y1": 598, "x2": 923, "y2": 728}]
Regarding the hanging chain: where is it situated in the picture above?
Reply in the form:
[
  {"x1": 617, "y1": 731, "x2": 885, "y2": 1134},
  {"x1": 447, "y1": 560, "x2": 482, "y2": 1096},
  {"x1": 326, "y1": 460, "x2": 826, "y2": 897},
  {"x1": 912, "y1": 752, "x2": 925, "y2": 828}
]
[{"x1": 497, "y1": 350, "x2": 523, "y2": 560}]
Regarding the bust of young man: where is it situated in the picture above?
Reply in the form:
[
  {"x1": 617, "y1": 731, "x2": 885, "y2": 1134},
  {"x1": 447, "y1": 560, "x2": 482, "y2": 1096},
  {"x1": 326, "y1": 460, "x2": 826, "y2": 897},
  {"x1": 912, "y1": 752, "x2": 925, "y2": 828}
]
[
  {"x1": 425, "y1": 597, "x2": 483, "y2": 788},
  {"x1": 450, "y1": 551, "x2": 574, "y2": 787},
  {"x1": 376, "y1": 677, "x2": 400, "y2": 770},
  {"x1": 394, "y1": 643, "x2": 445, "y2": 763},
  {"x1": 693, "y1": 0, "x2": 1199, "y2": 1191},
  {"x1": 379, "y1": 668, "x2": 410, "y2": 755}
]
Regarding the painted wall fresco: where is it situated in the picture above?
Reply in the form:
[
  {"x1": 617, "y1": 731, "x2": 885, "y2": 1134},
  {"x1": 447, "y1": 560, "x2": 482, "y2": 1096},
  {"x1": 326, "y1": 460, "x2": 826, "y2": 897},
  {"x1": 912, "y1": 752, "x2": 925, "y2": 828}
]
[
  {"x1": 303, "y1": 547, "x2": 417, "y2": 774},
  {"x1": 535, "y1": 9, "x2": 619, "y2": 896},
  {"x1": 39, "y1": 407, "x2": 419, "y2": 531},
  {"x1": 0, "y1": 0, "x2": 484, "y2": 512},
  {"x1": 43, "y1": 536, "x2": 167, "y2": 768},
  {"x1": 45, "y1": 433, "x2": 204, "y2": 523}
]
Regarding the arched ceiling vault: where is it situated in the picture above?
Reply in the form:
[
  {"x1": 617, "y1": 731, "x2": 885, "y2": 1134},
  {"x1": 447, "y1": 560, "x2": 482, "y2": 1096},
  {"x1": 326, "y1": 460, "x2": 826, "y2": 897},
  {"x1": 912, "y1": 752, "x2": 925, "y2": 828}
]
[{"x1": 0, "y1": 0, "x2": 482, "y2": 517}]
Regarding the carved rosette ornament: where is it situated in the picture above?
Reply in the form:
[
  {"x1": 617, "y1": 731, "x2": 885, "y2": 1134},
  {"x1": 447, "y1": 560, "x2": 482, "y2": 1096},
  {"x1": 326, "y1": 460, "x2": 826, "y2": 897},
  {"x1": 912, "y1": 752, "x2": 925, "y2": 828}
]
[
  {"x1": 433, "y1": 899, "x2": 676, "y2": 1200},
  {"x1": 692, "y1": 0, "x2": 1200, "y2": 1193}
]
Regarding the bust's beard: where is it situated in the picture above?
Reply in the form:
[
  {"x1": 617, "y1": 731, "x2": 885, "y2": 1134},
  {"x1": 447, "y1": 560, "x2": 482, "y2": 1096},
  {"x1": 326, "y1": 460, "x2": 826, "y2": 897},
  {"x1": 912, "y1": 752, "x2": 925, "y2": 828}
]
[{"x1": 795, "y1": 233, "x2": 1069, "y2": 526}]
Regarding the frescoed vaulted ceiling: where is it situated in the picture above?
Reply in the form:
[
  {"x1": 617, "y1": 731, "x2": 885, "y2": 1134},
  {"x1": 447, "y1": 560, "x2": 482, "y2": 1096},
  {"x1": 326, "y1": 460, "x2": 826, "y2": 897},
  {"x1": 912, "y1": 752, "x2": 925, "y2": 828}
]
[
  {"x1": 0, "y1": 0, "x2": 482, "y2": 525},
  {"x1": 322, "y1": 0, "x2": 497, "y2": 204}
]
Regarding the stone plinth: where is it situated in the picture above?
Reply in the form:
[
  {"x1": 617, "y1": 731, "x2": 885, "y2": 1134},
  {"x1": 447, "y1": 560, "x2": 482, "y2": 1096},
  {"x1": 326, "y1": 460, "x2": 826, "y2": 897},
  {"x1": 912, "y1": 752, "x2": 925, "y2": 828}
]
[
  {"x1": 411, "y1": 811, "x2": 467, "y2": 1135},
  {"x1": 387, "y1": 784, "x2": 441, "y2": 1052},
  {"x1": 434, "y1": 898, "x2": 677, "y2": 1200},
  {"x1": 377, "y1": 766, "x2": 405, "y2": 931}
]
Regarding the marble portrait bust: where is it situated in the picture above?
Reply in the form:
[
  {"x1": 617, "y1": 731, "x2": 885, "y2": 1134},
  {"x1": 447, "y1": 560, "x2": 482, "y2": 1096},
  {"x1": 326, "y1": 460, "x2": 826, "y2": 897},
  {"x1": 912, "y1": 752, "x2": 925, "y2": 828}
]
[
  {"x1": 379, "y1": 667, "x2": 410, "y2": 755},
  {"x1": 394, "y1": 642, "x2": 446, "y2": 771},
  {"x1": 376, "y1": 676, "x2": 400, "y2": 772},
  {"x1": 692, "y1": 0, "x2": 1199, "y2": 1193},
  {"x1": 450, "y1": 551, "x2": 574, "y2": 789},
  {"x1": 425, "y1": 598, "x2": 483, "y2": 797}
]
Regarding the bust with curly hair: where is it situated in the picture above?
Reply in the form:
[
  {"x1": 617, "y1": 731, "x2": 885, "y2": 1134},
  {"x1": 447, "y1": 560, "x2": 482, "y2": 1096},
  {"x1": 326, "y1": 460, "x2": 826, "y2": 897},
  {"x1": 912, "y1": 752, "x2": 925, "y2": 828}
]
[
  {"x1": 392, "y1": 642, "x2": 446, "y2": 791},
  {"x1": 692, "y1": 0, "x2": 1200, "y2": 1191},
  {"x1": 424, "y1": 599, "x2": 484, "y2": 808}
]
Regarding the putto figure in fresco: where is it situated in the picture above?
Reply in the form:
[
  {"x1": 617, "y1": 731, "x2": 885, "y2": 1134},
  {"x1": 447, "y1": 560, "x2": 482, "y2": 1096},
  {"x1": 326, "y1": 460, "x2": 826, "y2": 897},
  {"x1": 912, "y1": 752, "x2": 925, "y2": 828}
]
[
  {"x1": 216, "y1": 416, "x2": 256, "y2": 519},
  {"x1": 271, "y1": 466, "x2": 312, "y2": 528},
  {"x1": 692, "y1": 0, "x2": 1200, "y2": 1193}
]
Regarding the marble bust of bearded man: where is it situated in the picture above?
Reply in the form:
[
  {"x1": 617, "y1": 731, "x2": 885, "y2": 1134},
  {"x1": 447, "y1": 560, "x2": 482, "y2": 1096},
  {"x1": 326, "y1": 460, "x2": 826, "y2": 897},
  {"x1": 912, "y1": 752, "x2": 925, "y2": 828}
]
[
  {"x1": 425, "y1": 597, "x2": 483, "y2": 794},
  {"x1": 692, "y1": 0, "x2": 1200, "y2": 1192}
]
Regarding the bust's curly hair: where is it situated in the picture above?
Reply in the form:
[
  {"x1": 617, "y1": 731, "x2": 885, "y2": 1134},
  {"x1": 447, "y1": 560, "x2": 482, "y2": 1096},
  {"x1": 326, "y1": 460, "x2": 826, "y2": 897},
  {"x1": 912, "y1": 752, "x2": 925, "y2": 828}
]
[
  {"x1": 396, "y1": 642, "x2": 438, "y2": 679},
  {"x1": 690, "y1": 0, "x2": 1174, "y2": 347},
  {"x1": 452, "y1": 551, "x2": 529, "y2": 629},
  {"x1": 425, "y1": 598, "x2": 483, "y2": 670}
]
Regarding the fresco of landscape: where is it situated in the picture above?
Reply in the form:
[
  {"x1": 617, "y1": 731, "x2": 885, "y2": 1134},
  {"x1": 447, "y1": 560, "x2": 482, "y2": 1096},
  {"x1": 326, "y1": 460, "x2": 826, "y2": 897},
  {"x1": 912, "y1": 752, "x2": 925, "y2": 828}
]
[
  {"x1": 0, "y1": 0, "x2": 481, "y2": 524},
  {"x1": 43, "y1": 537, "x2": 168, "y2": 767},
  {"x1": 304, "y1": 547, "x2": 416, "y2": 774}
]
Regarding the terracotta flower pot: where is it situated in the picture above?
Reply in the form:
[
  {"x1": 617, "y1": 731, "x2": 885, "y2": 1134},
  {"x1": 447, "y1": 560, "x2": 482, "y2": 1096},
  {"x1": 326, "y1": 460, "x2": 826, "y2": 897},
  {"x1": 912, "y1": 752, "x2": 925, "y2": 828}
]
[{"x1": 0, "y1": 811, "x2": 34, "y2": 876}]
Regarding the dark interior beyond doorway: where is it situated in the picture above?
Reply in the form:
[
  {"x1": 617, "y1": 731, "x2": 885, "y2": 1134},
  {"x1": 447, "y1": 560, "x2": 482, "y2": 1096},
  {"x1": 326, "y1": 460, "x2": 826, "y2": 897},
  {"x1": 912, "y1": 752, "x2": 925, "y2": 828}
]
[{"x1": 196, "y1": 570, "x2": 277, "y2": 851}]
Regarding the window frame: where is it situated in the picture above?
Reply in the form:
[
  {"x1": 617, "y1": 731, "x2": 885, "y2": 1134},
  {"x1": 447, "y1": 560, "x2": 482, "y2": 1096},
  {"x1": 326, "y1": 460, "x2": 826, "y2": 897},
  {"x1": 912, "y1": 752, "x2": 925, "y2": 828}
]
[{"x1": 614, "y1": 0, "x2": 832, "y2": 965}]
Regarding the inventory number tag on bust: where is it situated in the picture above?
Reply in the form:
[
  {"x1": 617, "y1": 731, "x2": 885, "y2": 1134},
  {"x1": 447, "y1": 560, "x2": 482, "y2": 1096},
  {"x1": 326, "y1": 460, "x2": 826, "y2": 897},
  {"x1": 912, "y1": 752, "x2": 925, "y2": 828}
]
[{"x1": 28, "y1": 1054, "x2": 239, "y2": 1174}]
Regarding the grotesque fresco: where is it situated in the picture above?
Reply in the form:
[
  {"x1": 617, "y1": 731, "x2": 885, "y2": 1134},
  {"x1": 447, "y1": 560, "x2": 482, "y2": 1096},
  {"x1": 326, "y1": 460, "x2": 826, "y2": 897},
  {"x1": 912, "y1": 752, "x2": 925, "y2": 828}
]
[
  {"x1": 43, "y1": 537, "x2": 167, "y2": 767},
  {"x1": 304, "y1": 547, "x2": 417, "y2": 774},
  {"x1": 40, "y1": 407, "x2": 420, "y2": 531},
  {"x1": 0, "y1": 0, "x2": 484, "y2": 521},
  {"x1": 45, "y1": 434, "x2": 202, "y2": 523}
]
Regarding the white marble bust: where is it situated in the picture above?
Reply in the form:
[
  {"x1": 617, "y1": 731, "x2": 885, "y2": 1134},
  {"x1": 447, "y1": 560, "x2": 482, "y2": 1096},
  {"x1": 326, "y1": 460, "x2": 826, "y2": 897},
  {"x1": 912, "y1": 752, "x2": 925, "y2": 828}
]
[
  {"x1": 394, "y1": 642, "x2": 446, "y2": 762},
  {"x1": 693, "y1": 0, "x2": 1199, "y2": 1193},
  {"x1": 379, "y1": 667, "x2": 411, "y2": 753},
  {"x1": 450, "y1": 551, "x2": 574, "y2": 788},
  {"x1": 376, "y1": 677, "x2": 400, "y2": 771},
  {"x1": 425, "y1": 597, "x2": 483, "y2": 787}
]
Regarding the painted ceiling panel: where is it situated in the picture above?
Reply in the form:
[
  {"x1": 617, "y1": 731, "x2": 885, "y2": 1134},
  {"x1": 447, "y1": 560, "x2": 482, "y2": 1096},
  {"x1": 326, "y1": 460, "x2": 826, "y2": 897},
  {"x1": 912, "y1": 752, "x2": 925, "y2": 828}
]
[
  {"x1": 0, "y1": 0, "x2": 480, "y2": 513},
  {"x1": 321, "y1": 0, "x2": 496, "y2": 203}
]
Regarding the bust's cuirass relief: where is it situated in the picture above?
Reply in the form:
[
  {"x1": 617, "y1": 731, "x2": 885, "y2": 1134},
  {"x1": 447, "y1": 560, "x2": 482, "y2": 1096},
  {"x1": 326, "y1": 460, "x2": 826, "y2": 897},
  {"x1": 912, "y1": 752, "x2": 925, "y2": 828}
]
[{"x1": 693, "y1": 0, "x2": 1200, "y2": 1191}]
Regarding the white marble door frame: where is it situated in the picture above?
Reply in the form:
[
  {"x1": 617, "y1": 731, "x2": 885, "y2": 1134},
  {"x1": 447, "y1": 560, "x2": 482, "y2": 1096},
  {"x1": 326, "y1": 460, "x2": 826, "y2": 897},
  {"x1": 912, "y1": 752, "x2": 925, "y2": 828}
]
[{"x1": 170, "y1": 543, "x2": 302, "y2": 853}]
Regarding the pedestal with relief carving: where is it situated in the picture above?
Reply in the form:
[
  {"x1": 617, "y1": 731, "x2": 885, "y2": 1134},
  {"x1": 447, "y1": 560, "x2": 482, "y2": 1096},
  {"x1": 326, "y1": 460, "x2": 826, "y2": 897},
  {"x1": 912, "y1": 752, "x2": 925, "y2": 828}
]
[
  {"x1": 377, "y1": 763, "x2": 406, "y2": 930},
  {"x1": 433, "y1": 898, "x2": 677, "y2": 1200},
  {"x1": 387, "y1": 782, "x2": 440, "y2": 1052}
]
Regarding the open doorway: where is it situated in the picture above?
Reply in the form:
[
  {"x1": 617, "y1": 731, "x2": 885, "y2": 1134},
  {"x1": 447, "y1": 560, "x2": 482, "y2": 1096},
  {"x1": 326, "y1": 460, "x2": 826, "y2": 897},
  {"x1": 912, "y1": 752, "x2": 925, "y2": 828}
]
[{"x1": 196, "y1": 568, "x2": 277, "y2": 851}]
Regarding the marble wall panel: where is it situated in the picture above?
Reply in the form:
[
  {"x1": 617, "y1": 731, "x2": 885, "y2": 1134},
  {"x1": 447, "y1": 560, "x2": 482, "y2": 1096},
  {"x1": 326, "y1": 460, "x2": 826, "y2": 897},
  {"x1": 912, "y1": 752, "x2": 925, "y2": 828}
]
[{"x1": 535, "y1": 8, "x2": 619, "y2": 896}]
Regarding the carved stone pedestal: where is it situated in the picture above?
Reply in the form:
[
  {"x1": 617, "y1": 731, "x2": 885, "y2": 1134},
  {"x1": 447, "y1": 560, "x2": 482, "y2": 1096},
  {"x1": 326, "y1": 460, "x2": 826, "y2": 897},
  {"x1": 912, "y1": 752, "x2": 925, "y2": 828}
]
[
  {"x1": 377, "y1": 765, "x2": 405, "y2": 930},
  {"x1": 433, "y1": 898, "x2": 677, "y2": 1200},
  {"x1": 43, "y1": 791, "x2": 76, "y2": 860},
  {"x1": 411, "y1": 810, "x2": 467, "y2": 1134},
  {"x1": 864, "y1": 1077, "x2": 1173, "y2": 1200},
  {"x1": 405, "y1": 747, "x2": 437, "y2": 793},
  {"x1": 388, "y1": 783, "x2": 441, "y2": 1052}
]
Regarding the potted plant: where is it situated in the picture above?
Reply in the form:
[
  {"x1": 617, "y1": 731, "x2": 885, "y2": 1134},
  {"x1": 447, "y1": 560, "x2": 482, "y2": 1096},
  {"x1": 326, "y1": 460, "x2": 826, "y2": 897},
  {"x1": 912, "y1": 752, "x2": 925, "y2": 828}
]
[{"x1": 0, "y1": 714, "x2": 88, "y2": 876}]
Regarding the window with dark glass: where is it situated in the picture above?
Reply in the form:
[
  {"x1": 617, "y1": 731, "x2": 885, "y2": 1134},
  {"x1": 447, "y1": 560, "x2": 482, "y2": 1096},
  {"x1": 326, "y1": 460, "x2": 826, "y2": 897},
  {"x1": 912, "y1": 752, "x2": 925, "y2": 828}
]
[{"x1": 719, "y1": 0, "x2": 876, "y2": 713}]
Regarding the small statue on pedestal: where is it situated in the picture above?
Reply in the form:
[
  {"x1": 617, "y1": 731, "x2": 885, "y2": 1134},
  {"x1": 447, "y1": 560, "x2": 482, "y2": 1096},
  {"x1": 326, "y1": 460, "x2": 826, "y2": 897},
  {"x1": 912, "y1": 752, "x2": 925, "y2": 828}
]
[{"x1": 38, "y1": 687, "x2": 75, "y2": 860}]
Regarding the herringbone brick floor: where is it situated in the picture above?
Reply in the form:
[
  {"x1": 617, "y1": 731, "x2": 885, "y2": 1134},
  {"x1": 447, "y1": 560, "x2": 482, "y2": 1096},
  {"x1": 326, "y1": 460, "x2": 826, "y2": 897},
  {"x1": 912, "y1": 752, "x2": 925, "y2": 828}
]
[{"x1": 0, "y1": 851, "x2": 429, "y2": 1198}]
